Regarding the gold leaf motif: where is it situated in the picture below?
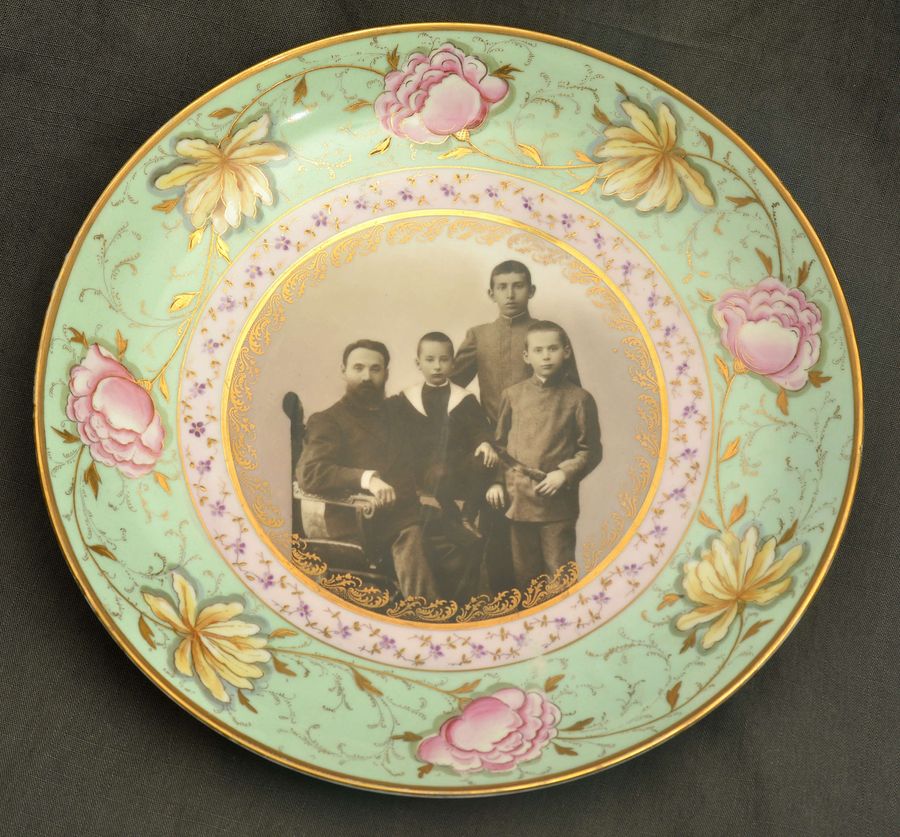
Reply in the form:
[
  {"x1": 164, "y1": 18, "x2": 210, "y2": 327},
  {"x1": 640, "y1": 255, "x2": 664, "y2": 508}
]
[
  {"x1": 237, "y1": 689, "x2": 257, "y2": 713},
  {"x1": 268, "y1": 628, "x2": 298, "y2": 639},
  {"x1": 68, "y1": 327, "x2": 89, "y2": 348},
  {"x1": 776, "y1": 388, "x2": 789, "y2": 415},
  {"x1": 451, "y1": 680, "x2": 482, "y2": 695},
  {"x1": 680, "y1": 630, "x2": 697, "y2": 653},
  {"x1": 657, "y1": 593, "x2": 682, "y2": 610},
  {"x1": 721, "y1": 437, "x2": 741, "y2": 461},
  {"x1": 437, "y1": 146, "x2": 475, "y2": 160},
  {"x1": 320, "y1": 573, "x2": 391, "y2": 608},
  {"x1": 417, "y1": 763, "x2": 433, "y2": 778},
  {"x1": 553, "y1": 744, "x2": 578, "y2": 756},
  {"x1": 210, "y1": 107, "x2": 238, "y2": 118},
  {"x1": 666, "y1": 681, "x2": 681, "y2": 709},
  {"x1": 169, "y1": 292, "x2": 197, "y2": 312},
  {"x1": 115, "y1": 329, "x2": 127, "y2": 359},
  {"x1": 741, "y1": 619, "x2": 773, "y2": 643},
  {"x1": 152, "y1": 198, "x2": 179, "y2": 213},
  {"x1": 561, "y1": 717, "x2": 594, "y2": 732},
  {"x1": 215, "y1": 235, "x2": 230, "y2": 261},
  {"x1": 344, "y1": 99, "x2": 371, "y2": 112},
  {"x1": 521, "y1": 562, "x2": 579, "y2": 609},
  {"x1": 797, "y1": 259, "x2": 812, "y2": 286},
  {"x1": 544, "y1": 674, "x2": 564, "y2": 693},
  {"x1": 698, "y1": 510, "x2": 719, "y2": 530},
  {"x1": 517, "y1": 143, "x2": 542, "y2": 165},
  {"x1": 353, "y1": 669, "x2": 383, "y2": 697},
  {"x1": 777, "y1": 519, "x2": 799, "y2": 546},
  {"x1": 727, "y1": 195, "x2": 758, "y2": 208},
  {"x1": 755, "y1": 248, "x2": 773, "y2": 275},
  {"x1": 272, "y1": 656, "x2": 296, "y2": 676},
  {"x1": 153, "y1": 472, "x2": 171, "y2": 493},
  {"x1": 392, "y1": 731, "x2": 422, "y2": 742},
  {"x1": 592, "y1": 104, "x2": 610, "y2": 124},
  {"x1": 138, "y1": 615, "x2": 156, "y2": 649},
  {"x1": 575, "y1": 150, "x2": 594, "y2": 163},
  {"x1": 369, "y1": 136, "x2": 392, "y2": 156},
  {"x1": 493, "y1": 63, "x2": 521, "y2": 80},
  {"x1": 52, "y1": 426, "x2": 81, "y2": 444},
  {"x1": 698, "y1": 289, "x2": 715, "y2": 302},
  {"x1": 715, "y1": 355, "x2": 731, "y2": 383},
  {"x1": 188, "y1": 227, "x2": 205, "y2": 250},
  {"x1": 158, "y1": 374, "x2": 170, "y2": 401},
  {"x1": 698, "y1": 131, "x2": 714, "y2": 156},
  {"x1": 386, "y1": 46, "x2": 399, "y2": 70},
  {"x1": 809, "y1": 370, "x2": 831, "y2": 387},
  {"x1": 615, "y1": 82, "x2": 629, "y2": 98},
  {"x1": 569, "y1": 175, "x2": 598, "y2": 195},
  {"x1": 729, "y1": 495, "x2": 748, "y2": 526},
  {"x1": 89, "y1": 543, "x2": 116, "y2": 560},
  {"x1": 293, "y1": 76, "x2": 308, "y2": 104},
  {"x1": 84, "y1": 460, "x2": 100, "y2": 498}
]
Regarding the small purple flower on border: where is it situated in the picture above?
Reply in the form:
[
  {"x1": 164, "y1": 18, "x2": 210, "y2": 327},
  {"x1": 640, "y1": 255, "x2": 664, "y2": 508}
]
[
  {"x1": 274, "y1": 234, "x2": 291, "y2": 251},
  {"x1": 430, "y1": 643, "x2": 444, "y2": 658},
  {"x1": 470, "y1": 642, "x2": 487, "y2": 658},
  {"x1": 195, "y1": 458, "x2": 212, "y2": 476},
  {"x1": 399, "y1": 188, "x2": 414, "y2": 201},
  {"x1": 189, "y1": 421, "x2": 205, "y2": 437},
  {"x1": 261, "y1": 572, "x2": 275, "y2": 589},
  {"x1": 681, "y1": 448, "x2": 698, "y2": 460},
  {"x1": 188, "y1": 381, "x2": 207, "y2": 398},
  {"x1": 379, "y1": 634, "x2": 396, "y2": 650},
  {"x1": 553, "y1": 616, "x2": 569, "y2": 628},
  {"x1": 560, "y1": 212, "x2": 574, "y2": 229},
  {"x1": 245, "y1": 264, "x2": 263, "y2": 279},
  {"x1": 512, "y1": 632, "x2": 527, "y2": 647},
  {"x1": 230, "y1": 539, "x2": 246, "y2": 556},
  {"x1": 622, "y1": 562, "x2": 642, "y2": 577},
  {"x1": 210, "y1": 499, "x2": 226, "y2": 517},
  {"x1": 440, "y1": 183, "x2": 457, "y2": 197},
  {"x1": 593, "y1": 231, "x2": 606, "y2": 249},
  {"x1": 485, "y1": 185, "x2": 499, "y2": 198},
  {"x1": 354, "y1": 196, "x2": 368, "y2": 209},
  {"x1": 337, "y1": 624, "x2": 352, "y2": 639},
  {"x1": 650, "y1": 523, "x2": 669, "y2": 538},
  {"x1": 296, "y1": 601, "x2": 312, "y2": 619},
  {"x1": 522, "y1": 195, "x2": 534, "y2": 211},
  {"x1": 217, "y1": 295, "x2": 236, "y2": 312},
  {"x1": 591, "y1": 590, "x2": 610, "y2": 605},
  {"x1": 670, "y1": 486, "x2": 687, "y2": 501},
  {"x1": 676, "y1": 361, "x2": 690, "y2": 376},
  {"x1": 647, "y1": 291, "x2": 659, "y2": 309},
  {"x1": 621, "y1": 260, "x2": 634, "y2": 278},
  {"x1": 312, "y1": 210, "x2": 328, "y2": 227},
  {"x1": 682, "y1": 402, "x2": 699, "y2": 419},
  {"x1": 664, "y1": 324, "x2": 678, "y2": 337},
  {"x1": 202, "y1": 338, "x2": 220, "y2": 354}
]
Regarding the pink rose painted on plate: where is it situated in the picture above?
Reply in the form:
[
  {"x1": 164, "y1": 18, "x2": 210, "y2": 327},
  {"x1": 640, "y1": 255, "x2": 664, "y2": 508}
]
[
  {"x1": 714, "y1": 277, "x2": 822, "y2": 391},
  {"x1": 416, "y1": 687, "x2": 561, "y2": 773},
  {"x1": 66, "y1": 344, "x2": 164, "y2": 477},
  {"x1": 375, "y1": 43, "x2": 510, "y2": 144}
]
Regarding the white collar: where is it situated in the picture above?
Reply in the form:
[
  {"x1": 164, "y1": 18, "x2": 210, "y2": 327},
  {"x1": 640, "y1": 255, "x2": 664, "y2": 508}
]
[{"x1": 402, "y1": 382, "x2": 469, "y2": 416}]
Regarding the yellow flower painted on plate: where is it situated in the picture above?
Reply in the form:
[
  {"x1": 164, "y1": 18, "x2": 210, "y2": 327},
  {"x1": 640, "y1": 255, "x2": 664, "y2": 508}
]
[
  {"x1": 594, "y1": 101, "x2": 715, "y2": 212},
  {"x1": 143, "y1": 572, "x2": 271, "y2": 702},
  {"x1": 676, "y1": 526, "x2": 802, "y2": 649},
  {"x1": 154, "y1": 114, "x2": 287, "y2": 235}
]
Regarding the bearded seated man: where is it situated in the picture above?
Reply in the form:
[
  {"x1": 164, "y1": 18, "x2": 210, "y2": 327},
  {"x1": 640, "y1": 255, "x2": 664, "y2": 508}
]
[{"x1": 296, "y1": 339, "x2": 440, "y2": 602}]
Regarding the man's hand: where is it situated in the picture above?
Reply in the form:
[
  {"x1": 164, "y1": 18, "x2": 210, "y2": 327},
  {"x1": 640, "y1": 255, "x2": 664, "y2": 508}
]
[
  {"x1": 485, "y1": 483, "x2": 506, "y2": 509},
  {"x1": 535, "y1": 469, "x2": 567, "y2": 496},
  {"x1": 474, "y1": 441, "x2": 499, "y2": 468},
  {"x1": 368, "y1": 476, "x2": 396, "y2": 508}
]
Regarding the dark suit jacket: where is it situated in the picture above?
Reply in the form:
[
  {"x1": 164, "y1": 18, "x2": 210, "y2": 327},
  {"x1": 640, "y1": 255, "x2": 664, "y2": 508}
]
[
  {"x1": 450, "y1": 311, "x2": 581, "y2": 423},
  {"x1": 296, "y1": 394, "x2": 420, "y2": 533}
]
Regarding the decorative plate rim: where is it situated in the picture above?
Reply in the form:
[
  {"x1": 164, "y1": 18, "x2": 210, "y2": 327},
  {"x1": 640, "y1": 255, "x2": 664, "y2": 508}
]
[{"x1": 32, "y1": 21, "x2": 863, "y2": 796}]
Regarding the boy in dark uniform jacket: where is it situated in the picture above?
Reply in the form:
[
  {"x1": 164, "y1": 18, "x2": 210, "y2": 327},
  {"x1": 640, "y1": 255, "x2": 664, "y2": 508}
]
[{"x1": 487, "y1": 321, "x2": 602, "y2": 589}]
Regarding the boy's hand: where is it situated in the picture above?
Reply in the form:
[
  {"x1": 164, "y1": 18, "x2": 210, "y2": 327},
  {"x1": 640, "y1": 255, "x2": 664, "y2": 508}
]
[
  {"x1": 485, "y1": 483, "x2": 506, "y2": 509},
  {"x1": 474, "y1": 442, "x2": 499, "y2": 468},
  {"x1": 535, "y1": 470, "x2": 567, "y2": 496},
  {"x1": 368, "y1": 477, "x2": 396, "y2": 508}
]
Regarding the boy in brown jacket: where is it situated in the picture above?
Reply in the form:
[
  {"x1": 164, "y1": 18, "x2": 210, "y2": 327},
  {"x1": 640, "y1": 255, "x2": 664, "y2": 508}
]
[{"x1": 487, "y1": 321, "x2": 602, "y2": 588}]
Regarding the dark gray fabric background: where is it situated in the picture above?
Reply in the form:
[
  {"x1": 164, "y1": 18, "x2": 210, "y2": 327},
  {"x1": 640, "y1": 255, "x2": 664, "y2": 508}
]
[{"x1": 2, "y1": 1, "x2": 897, "y2": 834}]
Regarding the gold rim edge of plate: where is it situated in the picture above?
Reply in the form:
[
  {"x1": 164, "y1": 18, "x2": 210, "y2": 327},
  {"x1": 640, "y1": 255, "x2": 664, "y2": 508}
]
[{"x1": 32, "y1": 22, "x2": 864, "y2": 796}]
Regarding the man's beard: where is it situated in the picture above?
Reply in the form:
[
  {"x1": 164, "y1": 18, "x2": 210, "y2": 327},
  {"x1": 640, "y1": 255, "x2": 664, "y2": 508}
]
[{"x1": 346, "y1": 380, "x2": 384, "y2": 406}]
